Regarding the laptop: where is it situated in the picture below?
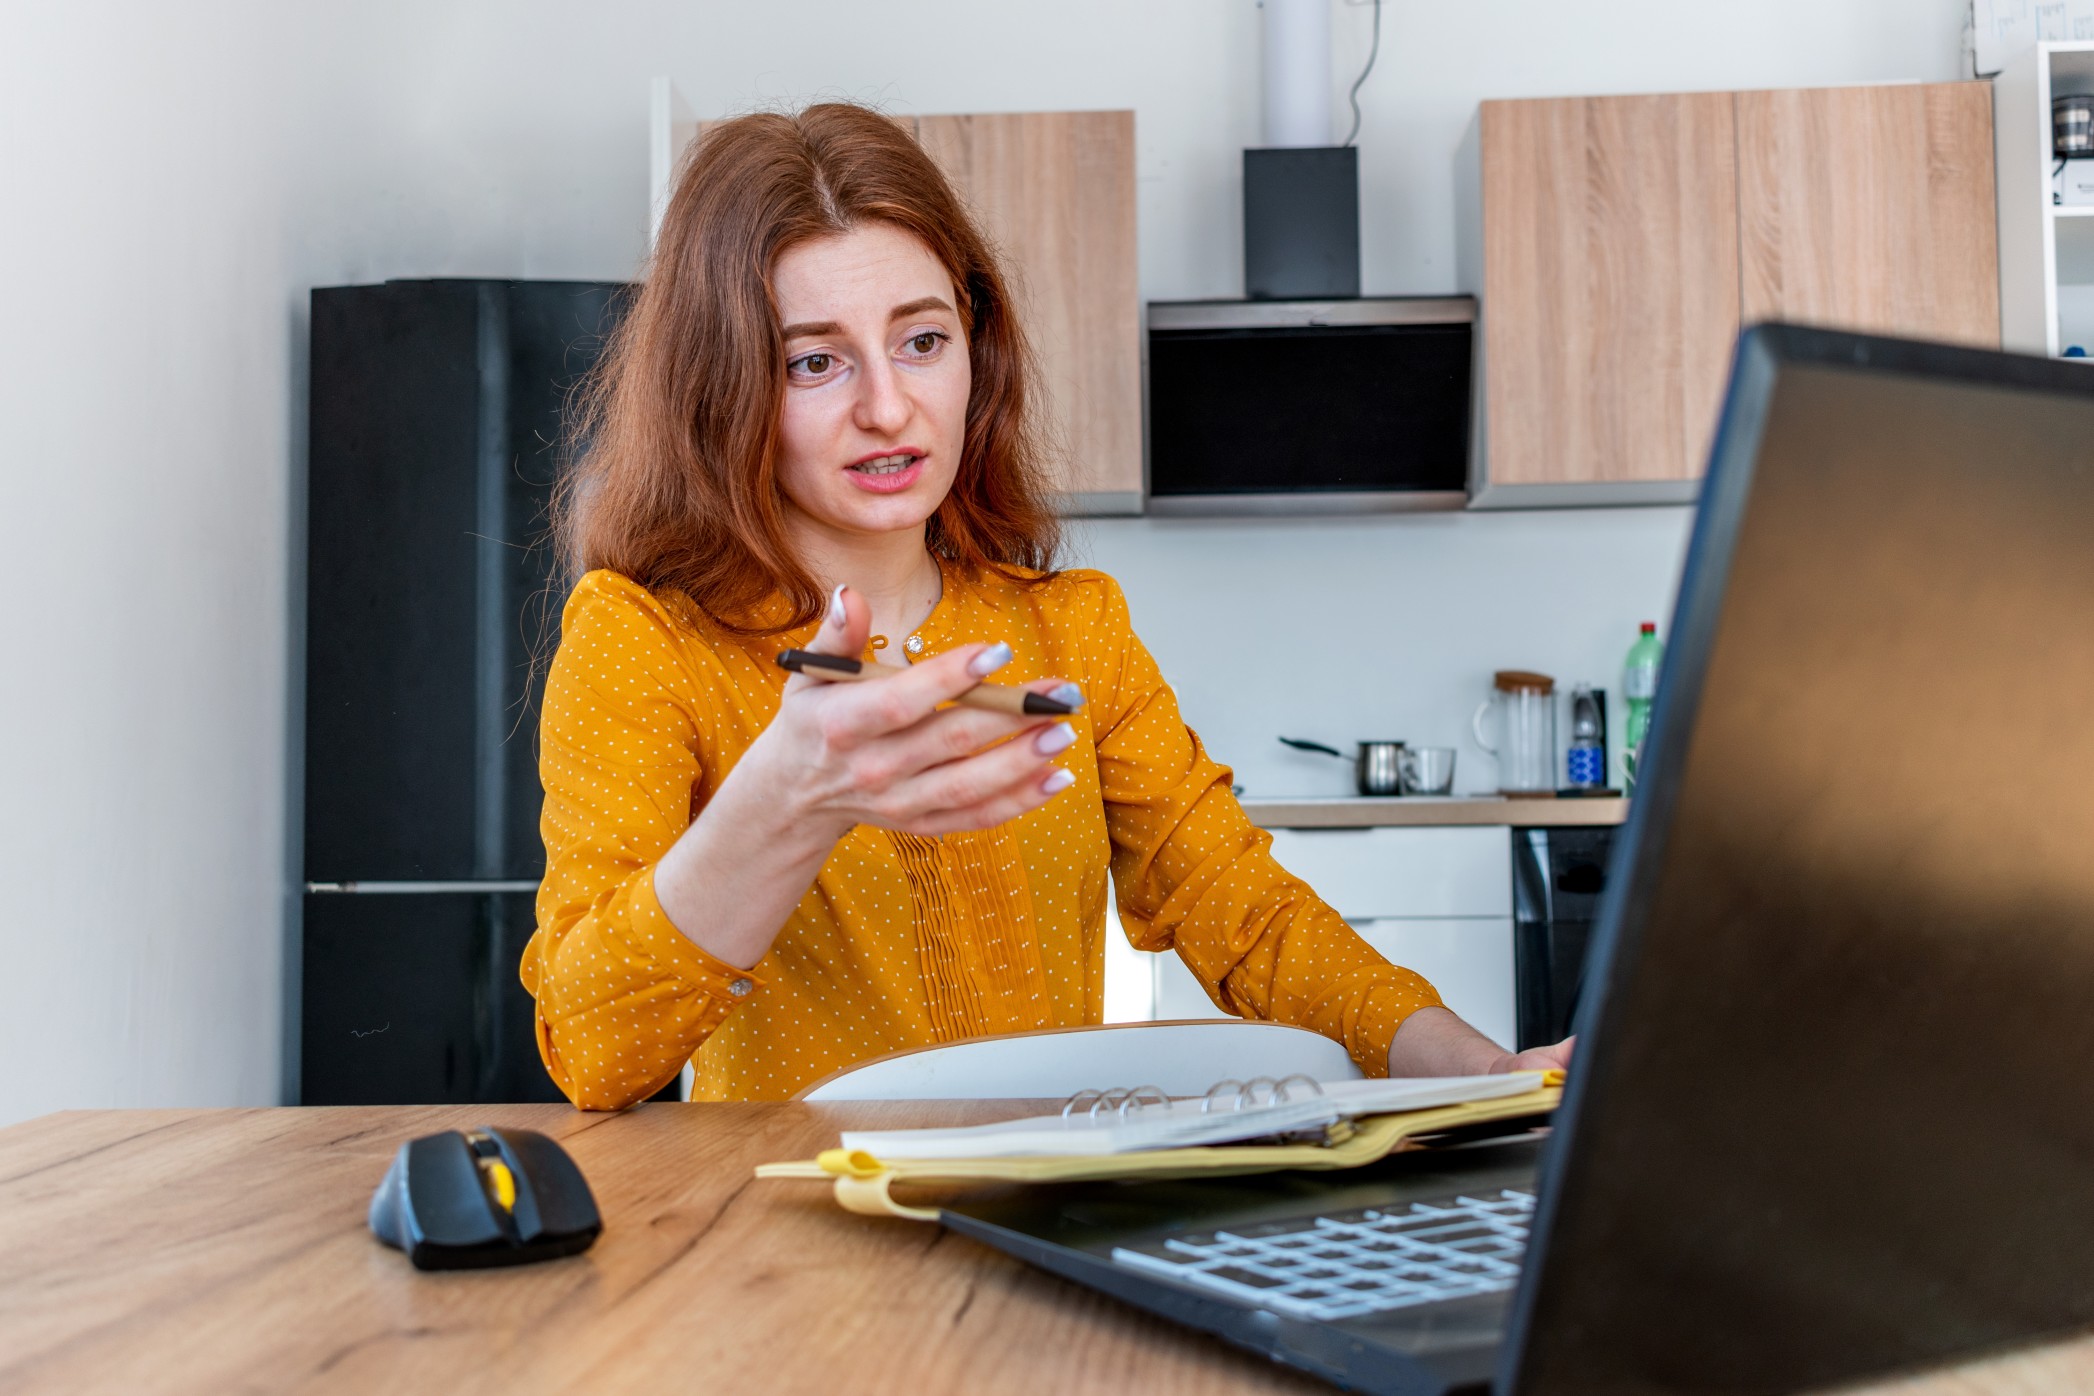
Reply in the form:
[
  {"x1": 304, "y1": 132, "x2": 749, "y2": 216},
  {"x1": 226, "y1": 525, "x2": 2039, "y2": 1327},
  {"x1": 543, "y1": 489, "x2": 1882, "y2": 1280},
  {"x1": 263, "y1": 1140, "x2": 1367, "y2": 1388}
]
[{"x1": 940, "y1": 325, "x2": 2094, "y2": 1394}]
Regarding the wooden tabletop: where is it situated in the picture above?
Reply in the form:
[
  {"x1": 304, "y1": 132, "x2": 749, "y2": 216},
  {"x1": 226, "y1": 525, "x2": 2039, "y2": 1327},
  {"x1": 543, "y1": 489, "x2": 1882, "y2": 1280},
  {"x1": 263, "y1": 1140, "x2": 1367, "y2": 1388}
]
[
  {"x1": 1241, "y1": 796, "x2": 1628, "y2": 829},
  {"x1": 2, "y1": 1103, "x2": 2087, "y2": 1395}
]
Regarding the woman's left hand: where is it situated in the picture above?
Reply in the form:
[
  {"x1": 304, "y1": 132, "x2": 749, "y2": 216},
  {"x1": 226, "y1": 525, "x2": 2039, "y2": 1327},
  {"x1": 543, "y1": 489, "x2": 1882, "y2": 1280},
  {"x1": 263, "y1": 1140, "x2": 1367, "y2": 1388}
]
[
  {"x1": 1490, "y1": 1036, "x2": 1573, "y2": 1075},
  {"x1": 1386, "y1": 1005, "x2": 1573, "y2": 1078}
]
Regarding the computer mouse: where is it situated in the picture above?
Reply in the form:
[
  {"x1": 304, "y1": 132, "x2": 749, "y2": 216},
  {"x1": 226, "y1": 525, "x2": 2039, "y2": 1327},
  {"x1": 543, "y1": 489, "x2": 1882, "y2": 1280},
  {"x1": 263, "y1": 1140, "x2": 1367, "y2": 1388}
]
[{"x1": 367, "y1": 1126, "x2": 602, "y2": 1270}]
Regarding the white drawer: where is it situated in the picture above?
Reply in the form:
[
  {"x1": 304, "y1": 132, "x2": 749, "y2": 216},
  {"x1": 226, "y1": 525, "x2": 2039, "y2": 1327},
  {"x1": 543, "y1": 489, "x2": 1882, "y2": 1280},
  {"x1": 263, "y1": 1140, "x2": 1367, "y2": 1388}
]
[
  {"x1": 1151, "y1": 947, "x2": 1230, "y2": 1022},
  {"x1": 1351, "y1": 917, "x2": 1516, "y2": 1053},
  {"x1": 1264, "y1": 826, "x2": 1511, "y2": 920},
  {"x1": 1146, "y1": 916, "x2": 1517, "y2": 1054}
]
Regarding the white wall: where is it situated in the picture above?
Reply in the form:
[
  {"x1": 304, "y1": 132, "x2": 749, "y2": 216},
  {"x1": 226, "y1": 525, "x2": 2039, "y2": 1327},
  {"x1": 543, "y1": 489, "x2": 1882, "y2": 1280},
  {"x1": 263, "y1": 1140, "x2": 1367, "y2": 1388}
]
[
  {"x1": 1074, "y1": 509, "x2": 1693, "y2": 799},
  {"x1": 0, "y1": 0, "x2": 1970, "y2": 1124}
]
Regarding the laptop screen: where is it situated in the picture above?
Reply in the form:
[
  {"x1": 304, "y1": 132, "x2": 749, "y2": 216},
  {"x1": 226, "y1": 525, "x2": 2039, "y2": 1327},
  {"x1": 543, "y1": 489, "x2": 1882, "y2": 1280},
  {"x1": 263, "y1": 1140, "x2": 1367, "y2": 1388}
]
[{"x1": 1510, "y1": 328, "x2": 2094, "y2": 1393}]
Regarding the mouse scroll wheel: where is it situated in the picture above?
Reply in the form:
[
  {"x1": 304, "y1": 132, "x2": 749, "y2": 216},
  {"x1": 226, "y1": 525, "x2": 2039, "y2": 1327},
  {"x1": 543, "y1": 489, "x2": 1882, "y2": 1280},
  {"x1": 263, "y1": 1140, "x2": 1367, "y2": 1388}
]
[{"x1": 475, "y1": 1156, "x2": 517, "y2": 1213}]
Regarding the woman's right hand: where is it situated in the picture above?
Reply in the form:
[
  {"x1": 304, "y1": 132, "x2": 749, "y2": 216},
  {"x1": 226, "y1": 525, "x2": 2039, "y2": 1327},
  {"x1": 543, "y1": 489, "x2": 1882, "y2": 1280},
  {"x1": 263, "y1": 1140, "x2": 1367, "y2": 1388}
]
[
  {"x1": 748, "y1": 584, "x2": 1082, "y2": 842},
  {"x1": 652, "y1": 583, "x2": 1081, "y2": 971}
]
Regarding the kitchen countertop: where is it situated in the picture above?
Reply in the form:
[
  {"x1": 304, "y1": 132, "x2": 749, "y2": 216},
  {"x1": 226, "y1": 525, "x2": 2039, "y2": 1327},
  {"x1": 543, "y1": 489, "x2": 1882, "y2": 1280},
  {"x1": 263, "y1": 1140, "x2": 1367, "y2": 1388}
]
[{"x1": 1241, "y1": 795, "x2": 1629, "y2": 829}]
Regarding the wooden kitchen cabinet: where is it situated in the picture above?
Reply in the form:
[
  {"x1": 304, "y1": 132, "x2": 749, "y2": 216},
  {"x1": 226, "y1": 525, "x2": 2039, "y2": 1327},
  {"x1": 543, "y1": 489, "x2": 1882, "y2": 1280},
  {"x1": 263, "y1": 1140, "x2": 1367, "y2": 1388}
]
[
  {"x1": 664, "y1": 104, "x2": 1141, "y2": 515},
  {"x1": 916, "y1": 112, "x2": 1142, "y2": 515},
  {"x1": 1735, "y1": 84, "x2": 2000, "y2": 348},
  {"x1": 1472, "y1": 81, "x2": 1998, "y2": 508},
  {"x1": 1477, "y1": 92, "x2": 1742, "y2": 505}
]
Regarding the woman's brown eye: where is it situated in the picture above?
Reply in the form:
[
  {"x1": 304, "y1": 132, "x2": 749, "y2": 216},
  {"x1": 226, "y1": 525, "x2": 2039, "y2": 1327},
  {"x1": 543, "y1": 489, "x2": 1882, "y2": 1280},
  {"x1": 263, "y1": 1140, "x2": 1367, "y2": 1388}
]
[
  {"x1": 802, "y1": 354, "x2": 830, "y2": 374},
  {"x1": 911, "y1": 333, "x2": 939, "y2": 354}
]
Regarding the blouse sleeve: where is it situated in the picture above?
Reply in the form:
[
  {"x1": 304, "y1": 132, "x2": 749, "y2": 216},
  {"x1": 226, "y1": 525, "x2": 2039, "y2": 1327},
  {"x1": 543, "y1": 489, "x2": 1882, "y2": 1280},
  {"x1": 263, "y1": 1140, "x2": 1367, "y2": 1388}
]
[
  {"x1": 520, "y1": 573, "x2": 769, "y2": 1110},
  {"x1": 1084, "y1": 575, "x2": 1444, "y2": 1076}
]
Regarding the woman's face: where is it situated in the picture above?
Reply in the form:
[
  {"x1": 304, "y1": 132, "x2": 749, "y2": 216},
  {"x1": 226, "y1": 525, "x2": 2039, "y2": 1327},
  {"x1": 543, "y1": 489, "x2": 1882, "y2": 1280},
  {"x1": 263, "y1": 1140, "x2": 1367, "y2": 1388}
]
[{"x1": 771, "y1": 222, "x2": 971, "y2": 546}]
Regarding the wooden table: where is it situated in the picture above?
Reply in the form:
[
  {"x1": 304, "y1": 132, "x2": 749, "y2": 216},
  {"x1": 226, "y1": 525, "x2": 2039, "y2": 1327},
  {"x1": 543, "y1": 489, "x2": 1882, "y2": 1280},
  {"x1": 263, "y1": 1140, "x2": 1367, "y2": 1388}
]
[{"x1": 2, "y1": 1103, "x2": 2088, "y2": 1395}]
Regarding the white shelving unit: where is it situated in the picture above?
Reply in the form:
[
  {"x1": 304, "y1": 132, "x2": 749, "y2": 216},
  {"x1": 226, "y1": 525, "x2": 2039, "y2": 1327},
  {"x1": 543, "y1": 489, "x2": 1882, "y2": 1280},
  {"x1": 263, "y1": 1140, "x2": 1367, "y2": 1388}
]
[{"x1": 1996, "y1": 41, "x2": 2094, "y2": 356}]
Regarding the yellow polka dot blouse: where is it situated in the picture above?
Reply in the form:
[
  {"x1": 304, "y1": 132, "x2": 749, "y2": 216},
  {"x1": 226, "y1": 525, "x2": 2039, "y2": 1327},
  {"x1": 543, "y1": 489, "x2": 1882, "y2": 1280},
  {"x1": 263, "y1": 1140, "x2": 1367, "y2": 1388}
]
[{"x1": 522, "y1": 564, "x2": 1444, "y2": 1108}]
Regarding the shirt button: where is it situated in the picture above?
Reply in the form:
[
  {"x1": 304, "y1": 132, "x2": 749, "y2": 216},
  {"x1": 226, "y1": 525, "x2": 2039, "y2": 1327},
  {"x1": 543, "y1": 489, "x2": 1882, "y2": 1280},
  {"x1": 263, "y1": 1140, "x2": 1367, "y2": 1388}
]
[
  {"x1": 728, "y1": 978, "x2": 753, "y2": 997},
  {"x1": 904, "y1": 634, "x2": 925, "y2": 656}
]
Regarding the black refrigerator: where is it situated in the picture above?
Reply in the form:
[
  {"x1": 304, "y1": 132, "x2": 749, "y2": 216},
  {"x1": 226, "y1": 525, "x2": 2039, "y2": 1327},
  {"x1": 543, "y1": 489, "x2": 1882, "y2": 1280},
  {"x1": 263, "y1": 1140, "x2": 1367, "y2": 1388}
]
[{"x1": 301, "y1": 278, "x2": 633, "y2": 1105}]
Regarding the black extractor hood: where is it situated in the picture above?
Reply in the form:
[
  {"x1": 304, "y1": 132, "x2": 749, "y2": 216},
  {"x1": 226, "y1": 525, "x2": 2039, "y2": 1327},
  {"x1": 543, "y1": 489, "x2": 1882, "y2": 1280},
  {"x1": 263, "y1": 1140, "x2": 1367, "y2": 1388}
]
[{"x1": 1143, "y1": 296, "x2": 1475, "y2": 515}]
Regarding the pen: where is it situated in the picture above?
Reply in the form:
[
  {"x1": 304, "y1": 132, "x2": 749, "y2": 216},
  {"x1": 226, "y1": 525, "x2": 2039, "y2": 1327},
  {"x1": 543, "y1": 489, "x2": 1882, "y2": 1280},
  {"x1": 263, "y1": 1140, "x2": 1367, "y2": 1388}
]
[{"x1": 775, "y1": 648, "x2": 1077, "y2": 717}]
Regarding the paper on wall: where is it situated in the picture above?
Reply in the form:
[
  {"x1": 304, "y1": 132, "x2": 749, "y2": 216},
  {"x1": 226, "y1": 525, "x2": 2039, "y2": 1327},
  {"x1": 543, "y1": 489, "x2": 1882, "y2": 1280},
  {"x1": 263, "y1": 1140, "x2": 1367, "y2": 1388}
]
[{"x1": 1976, "y1": 0, "x2": 2094, "y2": 77}]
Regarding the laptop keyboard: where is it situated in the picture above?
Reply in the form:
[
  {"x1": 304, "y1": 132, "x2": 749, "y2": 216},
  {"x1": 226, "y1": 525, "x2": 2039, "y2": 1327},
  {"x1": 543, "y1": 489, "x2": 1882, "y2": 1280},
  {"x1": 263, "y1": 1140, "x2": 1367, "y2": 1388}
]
[{"x1": 1110, "y1": 1188, "x2": 1535, "y2": 1322}]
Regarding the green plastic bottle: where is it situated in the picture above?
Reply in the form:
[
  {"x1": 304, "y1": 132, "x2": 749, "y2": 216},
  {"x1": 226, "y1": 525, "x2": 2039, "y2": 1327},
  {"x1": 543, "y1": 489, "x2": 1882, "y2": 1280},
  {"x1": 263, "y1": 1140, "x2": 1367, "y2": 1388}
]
[{"x1": 1622, "y1": 622, "x2": 1665, "y2": 793}]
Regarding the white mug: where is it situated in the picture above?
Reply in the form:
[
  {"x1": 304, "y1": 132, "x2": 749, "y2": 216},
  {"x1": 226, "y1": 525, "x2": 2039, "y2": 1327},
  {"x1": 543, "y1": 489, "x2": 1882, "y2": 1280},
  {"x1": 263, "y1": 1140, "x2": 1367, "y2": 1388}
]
[{"x1": 1397, "y1": 745, "x2": 1456, "y2": 796}]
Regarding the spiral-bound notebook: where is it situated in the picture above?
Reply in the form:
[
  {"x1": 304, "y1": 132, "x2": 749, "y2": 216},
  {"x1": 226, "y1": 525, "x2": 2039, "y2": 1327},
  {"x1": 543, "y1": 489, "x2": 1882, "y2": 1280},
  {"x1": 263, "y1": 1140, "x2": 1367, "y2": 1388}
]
[{"x1": 837, "y1": 1072, "x2": 1552, "y2": 1161}]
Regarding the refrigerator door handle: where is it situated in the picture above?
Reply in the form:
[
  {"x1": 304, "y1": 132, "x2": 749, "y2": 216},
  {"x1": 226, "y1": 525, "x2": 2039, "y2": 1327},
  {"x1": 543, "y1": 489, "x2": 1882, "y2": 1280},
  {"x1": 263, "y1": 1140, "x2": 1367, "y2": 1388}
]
[{"x1": 306, "y1": 880, "x2": 541, "y2": 894}]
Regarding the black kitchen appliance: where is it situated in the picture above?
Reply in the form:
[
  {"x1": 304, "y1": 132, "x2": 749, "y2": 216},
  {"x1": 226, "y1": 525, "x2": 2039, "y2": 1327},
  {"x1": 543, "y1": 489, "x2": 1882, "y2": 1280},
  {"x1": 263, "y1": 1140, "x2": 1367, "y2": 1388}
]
[
  {"x1": 301, "y1": 277, "x2": 643, "y2": 1106},
  {"x1": 1511, "y1": 825, "x2": 1615, "y2": 1050},
  {"x1": 1144, "y1": 297, "x2": 1474, "y2": 513}
]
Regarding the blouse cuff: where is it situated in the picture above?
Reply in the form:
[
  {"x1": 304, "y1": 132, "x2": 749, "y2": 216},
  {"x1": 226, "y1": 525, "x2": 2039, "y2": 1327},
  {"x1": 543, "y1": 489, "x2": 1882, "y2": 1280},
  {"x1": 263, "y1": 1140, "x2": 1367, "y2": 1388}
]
[
  {"x1": 1354, "y1": 980, "x2": 1445, "y2": 1079},
  {"x1": 629, "y1": 865, "x2": 769, "y2": 1010}
]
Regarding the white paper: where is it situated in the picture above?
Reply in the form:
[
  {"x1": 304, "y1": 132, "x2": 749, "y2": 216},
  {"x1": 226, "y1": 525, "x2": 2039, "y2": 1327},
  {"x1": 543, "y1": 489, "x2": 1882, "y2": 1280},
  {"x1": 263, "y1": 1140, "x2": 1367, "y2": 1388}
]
[
  {"x1": 1977, "y1": 0, "x2": 2094, "y2": 77},
  {"x1": 838, "y1": 1072, "x2": 1551, "y2": 1161}
]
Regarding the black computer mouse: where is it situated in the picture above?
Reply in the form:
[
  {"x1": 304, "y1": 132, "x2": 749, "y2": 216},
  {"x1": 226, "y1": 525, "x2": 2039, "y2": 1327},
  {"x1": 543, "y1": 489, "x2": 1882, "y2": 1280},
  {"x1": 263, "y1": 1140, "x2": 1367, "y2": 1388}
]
[{"x1": 368, "y1": 1126, "x2": 602, "y2": 1270}]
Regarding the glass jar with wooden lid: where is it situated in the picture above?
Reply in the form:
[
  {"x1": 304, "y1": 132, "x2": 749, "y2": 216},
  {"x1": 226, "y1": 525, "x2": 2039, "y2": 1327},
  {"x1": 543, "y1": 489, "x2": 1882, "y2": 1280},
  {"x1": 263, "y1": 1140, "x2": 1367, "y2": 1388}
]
[{"x1": 1473, "y1": 670, "x2": 1556, "y2": 796}]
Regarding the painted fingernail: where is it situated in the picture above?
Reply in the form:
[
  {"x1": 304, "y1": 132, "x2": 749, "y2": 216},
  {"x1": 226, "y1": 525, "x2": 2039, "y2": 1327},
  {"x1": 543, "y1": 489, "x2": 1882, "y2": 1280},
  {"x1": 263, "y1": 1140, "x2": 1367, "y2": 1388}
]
[
  {"x1": 1034, "y1": 721, "x2": 1077, "y2": 756},
  {"x1": 828, "y1": 585, "x2": 847, "y2": 626},
  {"x1": 968, "y1": 641, "x2": 1013, "y2": 677},
  {"x1": 1041, "y1": 767, "x2": 1076, "y2": 794},
  {"x1": 1050, "y1": 682, "x2": 1084, "y2": 710}
]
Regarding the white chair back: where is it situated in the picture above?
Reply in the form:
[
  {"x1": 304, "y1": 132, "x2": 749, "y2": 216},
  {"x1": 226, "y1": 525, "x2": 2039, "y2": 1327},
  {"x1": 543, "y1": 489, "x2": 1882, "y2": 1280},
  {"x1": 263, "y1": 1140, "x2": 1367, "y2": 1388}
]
[{"x1": 794, "y1": 1020, "x2": 1363, "y2": 1101}]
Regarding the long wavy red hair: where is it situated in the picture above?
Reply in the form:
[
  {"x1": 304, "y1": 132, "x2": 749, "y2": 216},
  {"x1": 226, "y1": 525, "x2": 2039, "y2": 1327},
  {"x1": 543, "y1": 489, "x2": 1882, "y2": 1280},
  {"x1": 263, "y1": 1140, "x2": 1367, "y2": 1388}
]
[{"x1": 557, "y1": 102, "x2": 1061, "y2": 633}]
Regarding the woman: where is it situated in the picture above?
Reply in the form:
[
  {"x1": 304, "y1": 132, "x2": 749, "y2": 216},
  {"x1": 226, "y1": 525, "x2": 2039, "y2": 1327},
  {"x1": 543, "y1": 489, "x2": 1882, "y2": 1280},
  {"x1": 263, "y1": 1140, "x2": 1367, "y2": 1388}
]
[{"x1": 523, "y1": 102, "x2": 1572, "y2": 1108}]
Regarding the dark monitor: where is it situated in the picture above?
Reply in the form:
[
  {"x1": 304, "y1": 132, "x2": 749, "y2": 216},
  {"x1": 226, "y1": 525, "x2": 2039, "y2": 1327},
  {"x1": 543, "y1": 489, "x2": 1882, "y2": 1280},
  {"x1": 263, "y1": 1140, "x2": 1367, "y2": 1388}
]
[{"x1": 1512, "y1": 326, "x2": 2094, "y2": 1393}]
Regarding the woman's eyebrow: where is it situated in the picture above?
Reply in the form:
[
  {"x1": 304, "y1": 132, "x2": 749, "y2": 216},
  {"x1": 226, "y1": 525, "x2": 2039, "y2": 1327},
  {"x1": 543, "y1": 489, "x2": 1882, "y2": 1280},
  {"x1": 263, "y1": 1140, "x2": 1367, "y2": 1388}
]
[
  {"x1": 889, "y1": 296, "x2": 954, "y2": 320},
  {"x1": 781, "y1": 298, "x2": 954, "y2": 340}
]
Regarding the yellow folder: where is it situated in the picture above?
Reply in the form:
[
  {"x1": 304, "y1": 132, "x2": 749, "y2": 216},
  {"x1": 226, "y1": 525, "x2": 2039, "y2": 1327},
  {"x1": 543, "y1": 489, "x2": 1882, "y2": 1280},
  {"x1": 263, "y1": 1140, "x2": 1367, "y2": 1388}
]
[{"x1": 755, "y1": 1080, "x2": 1562, "y2": 1221}]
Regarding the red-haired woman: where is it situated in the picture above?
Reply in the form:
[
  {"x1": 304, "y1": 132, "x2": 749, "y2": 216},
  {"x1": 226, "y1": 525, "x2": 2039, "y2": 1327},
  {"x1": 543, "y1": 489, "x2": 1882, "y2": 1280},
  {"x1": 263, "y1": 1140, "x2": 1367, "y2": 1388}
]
[{"x1": 522, "y1": 102, "x2": 1572, "y2": 1108}]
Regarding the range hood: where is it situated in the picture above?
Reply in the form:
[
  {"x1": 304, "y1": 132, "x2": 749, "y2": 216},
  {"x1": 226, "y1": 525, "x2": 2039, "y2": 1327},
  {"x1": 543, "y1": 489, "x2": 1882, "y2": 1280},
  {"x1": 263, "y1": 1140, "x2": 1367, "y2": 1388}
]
[
  {"x1": 1139, "y1": 7, "x2": 1473, "y2": 516},
  {"x1": 1142, "y1": 296, "x2": 1476, "y2": 515}
]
